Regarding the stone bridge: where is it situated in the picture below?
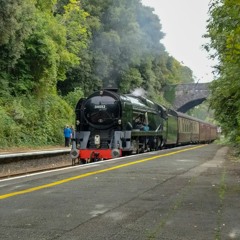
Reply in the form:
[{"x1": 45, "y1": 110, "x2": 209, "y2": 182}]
[{"x1": 163, "y1": 83, "x2": 210, "y2": 113}]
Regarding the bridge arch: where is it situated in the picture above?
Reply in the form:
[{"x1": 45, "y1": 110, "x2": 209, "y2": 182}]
[
  {"x1": 163, "y1": 83, "x2": 210, "y2": 113},
  {"x1": 176, "y1": 98, "x2": 206, "y2": 113}
]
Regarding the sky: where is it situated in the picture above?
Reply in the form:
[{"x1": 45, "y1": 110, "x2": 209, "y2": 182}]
[{"x1": 141, "y1": 0, "x2": 216, "y2": 83}]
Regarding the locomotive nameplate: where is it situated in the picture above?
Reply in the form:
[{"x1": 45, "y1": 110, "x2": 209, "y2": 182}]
[{"x1": 94, "y1": 105, "x2": 106, "y2": 109}]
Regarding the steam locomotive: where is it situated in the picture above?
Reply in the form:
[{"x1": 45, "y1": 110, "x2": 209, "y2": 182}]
[{"x1": 70, "y1": 89, "x2": 217, "y2": 163}]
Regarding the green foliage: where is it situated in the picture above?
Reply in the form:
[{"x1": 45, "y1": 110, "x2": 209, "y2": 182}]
[
  {"x1": 0, "y1": 0, "x2": 35, "y2": 65},
  {"x1": 64, "y1": 87, "x2": 84, "y2": 108},
  {"x1": 0, "y1": 95, "x2": 73, "y2": 148},
  {"x1": 205, "y1": 0, "x2": 240, "y2": 144},
  {"x1": 0, "y1": 106, "x2": 21, "y2": 148},
  {"x1": 209, "y1": 78, "x2": 240, "y2": 143},
  {"x1": 120, "y1": 68, "x2": 143, "y2": 93},
  {"x1": 57, "y1": 0, "x2": 195, "y2": 98},
  {"x1": 163, "y1": 85, "x2": 177, "y2": 105},
  {"x1": 187, "y1": 101, "x2": 216, "y2": 123},
  {"x1": 0, "y1": 0, "x2": 36, "y2": 97},
  {"x1": 36, "y1": 0, "x2": 57, "y2": 12},
  {"x1": 56, "y1": 0, "x2": 94, "y2": 95},
  {"x1": 0, "y1": 0, "x2": 196, "y2": 149}
]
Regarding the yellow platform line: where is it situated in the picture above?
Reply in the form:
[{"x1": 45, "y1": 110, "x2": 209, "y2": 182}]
[{"x1": 0, "y1": 145, "x2": 204, "y2": 200}]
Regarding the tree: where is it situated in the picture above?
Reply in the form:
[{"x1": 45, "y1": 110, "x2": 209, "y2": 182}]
[
  {"x1": 57, "y1": 0, "x2": 96, "y2": 96},
  {"x1": 205, "y1": 0, "x2": 240, "y2": 144},
  {"x1": 57, "y1": 0, "x2": 194, "y2": 98},
  {"x1": 0, "y1": 0, "x2": 35, "y2": 96},
  {"x1": 0, "y1": 0, "x2": 196, "y2": 149},
  {"x1": 0, "y1": 0, "x2": 81, "y2": 147}
]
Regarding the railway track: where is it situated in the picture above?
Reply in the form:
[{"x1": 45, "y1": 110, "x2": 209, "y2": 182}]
[{"x1": 0, "y1": 148, "x2": 71, "y2": 179}]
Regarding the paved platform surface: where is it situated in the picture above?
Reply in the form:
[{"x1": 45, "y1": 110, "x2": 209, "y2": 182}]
[{"x1": 0, "y1": 144, "x2": 240, "y2": 240}]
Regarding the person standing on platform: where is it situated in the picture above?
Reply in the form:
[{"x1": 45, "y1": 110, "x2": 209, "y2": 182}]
[{"x1": 64, "y1": 125, "x2": 72, "y2": 147}]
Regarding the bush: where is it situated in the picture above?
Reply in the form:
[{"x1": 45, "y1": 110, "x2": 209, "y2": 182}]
[
  {"x1": 63, "y1": 87, "x2": 84, "y2": 109},
  {"x1": 0, "y1": 106, "x2": 22, "y2": 147},
  {"x1": 0, "y1": 94, "x2": 74, "y2": 148}
]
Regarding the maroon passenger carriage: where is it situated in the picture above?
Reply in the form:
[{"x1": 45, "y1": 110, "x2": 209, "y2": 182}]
[{"x1": 166, "y1": 110, "x2": 218, "y2": 146}]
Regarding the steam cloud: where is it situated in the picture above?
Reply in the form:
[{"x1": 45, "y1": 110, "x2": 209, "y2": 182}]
[{"x1": 131, "y1": 88, "x2": 146, "y2": 97}]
